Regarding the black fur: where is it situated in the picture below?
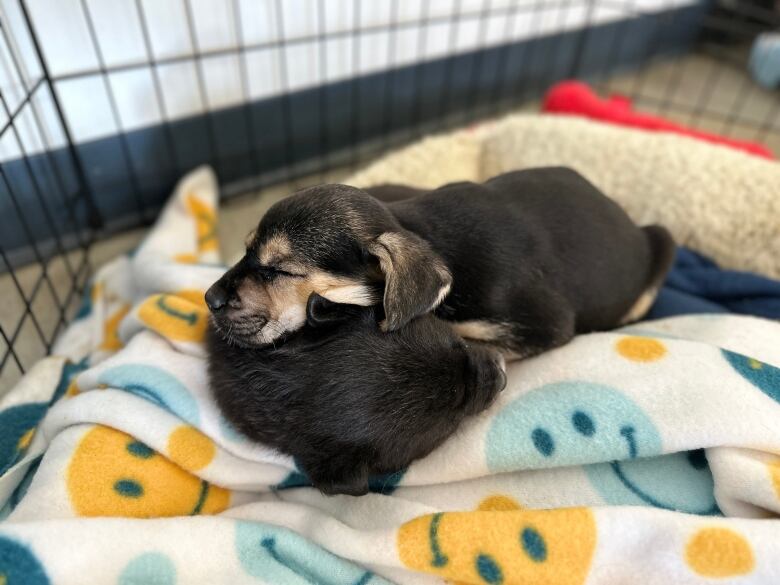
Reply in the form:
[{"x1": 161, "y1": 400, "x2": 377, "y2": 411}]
[
  {"x1": 214, "y1": 167, "x2": 675, "y2": 355},
  {"x1": 206, "y1": 295, "x2": 505, "y2": 496}
]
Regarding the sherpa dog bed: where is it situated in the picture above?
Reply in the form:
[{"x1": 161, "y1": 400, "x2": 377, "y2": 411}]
[
  {"x1": 348, "y1": 114, "x2": 780, "y2": 280},
  {"x1": 1, "y1": 117, "x2": 780, "y2": 585}
]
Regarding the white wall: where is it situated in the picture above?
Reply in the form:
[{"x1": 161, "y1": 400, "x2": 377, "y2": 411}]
[{"x1": 0, "y1": 0, "x2": 694, "y2": 160}]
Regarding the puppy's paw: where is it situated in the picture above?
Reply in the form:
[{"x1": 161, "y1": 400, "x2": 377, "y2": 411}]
[
  {"x1": 463, "y1": 346, "x2": 507, "y2": 415},
  {"x1": 299, "y1": 454, "x2": 370, "y2": 497}
]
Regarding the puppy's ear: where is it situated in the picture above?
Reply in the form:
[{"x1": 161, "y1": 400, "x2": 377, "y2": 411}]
[
  {"x1": 367, "y1": 231, "x2": 452, "y2": 331},
  {"x1": 306, "y1": 293, "x2": 363, "y2": 328}
]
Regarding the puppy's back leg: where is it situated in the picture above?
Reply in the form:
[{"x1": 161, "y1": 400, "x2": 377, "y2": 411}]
[
  {"x1": 621, "y1": 224, "x2": 676, "y2": 324},
  {"x1": 452, "y1": 286, "x2": 576, "y2": 361}
]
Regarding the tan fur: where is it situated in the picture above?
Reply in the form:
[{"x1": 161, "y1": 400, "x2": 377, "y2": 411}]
[
  {"x1": 620, "y1": 287, "x2": 659, "y2": 325},
  {"x1": 258, "y1": 233, "x2": 292, "y2": 265},
  {"x1": 451, "y1": 320, "x2": 511, "y2": 342}
]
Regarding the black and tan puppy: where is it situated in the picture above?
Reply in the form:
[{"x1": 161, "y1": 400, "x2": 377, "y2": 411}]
[
  {"x1": 206, "y1": 167, "x2": 675, "y2": 357},
  {"x1": 207, "y1": 294, "x2": 505, "y2": 495}
]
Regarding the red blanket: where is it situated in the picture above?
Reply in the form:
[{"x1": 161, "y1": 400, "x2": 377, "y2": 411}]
[{"x1": 542, "y1": 81, "x2": 774, "y2": 160}]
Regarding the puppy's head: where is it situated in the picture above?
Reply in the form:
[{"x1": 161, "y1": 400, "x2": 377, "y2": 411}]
[{"x1": 206, "y1": 184, "x2": 451, "y2": 347}]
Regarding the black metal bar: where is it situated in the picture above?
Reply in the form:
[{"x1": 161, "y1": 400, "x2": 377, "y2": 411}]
[
  {"x1": 507, "y1": 0, "x2": 545, "y2": 103},
  {"x1": 346, "y1": 0, "x2": 363, "y2": 170},
  {"x1": 461, "y1": 0, "x2": 492, "y2": 124},
  {"x1": 231, "y1": 0, "x2": 262, "y2": 181},
  {"x1": 0, "y1": 15, "x2": 88, "y2": 251},
  {"x1": 135, "y1": 0, "x2": 183, "y2": 174},
  {"x1": 181, "y1": 0, "x2": 220, "y2": 165},
  {"x1": 18, "y1": 0, "x2": 102, "y2": 230},
  {"x1": 0, "y1": 75, "x2": 43, "y2": 136},
  {"x1": 438, "y1": 0, "x2": 463, "y2": 126},
  {"x1": 0, "y1": 239, "x2": 49, "y2": 354},
  {"x1": 380, "y1": 0, "x2": 401, "y2": 154},
  {"x1": 273, "y1": 0, "x2": 297, "y2": 187},
  {"x1": 0, "y1": 91, "x2": 76, "y2": 301},
  {"x1": 408, "y1": 0, "x2": 431, "y2": 141},
  {"x1": 566, "y1": 0, "x2": 594, "y2": 80},
  {"x1": 488, "y1": 0, "x2": 522, "y2": 112},
  {"x1": 0, "y1": 320, "x2": 24, "y2": 374},
  {"x1": 0, "y1": 31, "x2": 77, "y2": 287},
  {"x1": 596, "y1": 0, "x2": 635, "y2": 90},
  {"x1": 47, "y1": 2, "x2": 574, "y2": 84},
  {"x1": 316, "y1": 0, "x2": 330, "y2": 181},
  {"x1": 626, "y1": 0, "x2": 672, "y2": 100},
  {"x1": 79, "y1": 0, "x2": 149, "y2": 224}
]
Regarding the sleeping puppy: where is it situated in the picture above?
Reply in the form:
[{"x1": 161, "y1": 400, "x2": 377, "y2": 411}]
[
  {"x1": 207, "y1": 294, "x2": 505, "y2": 496},
  {"x1": 205, "y1": 167, "x2": 675, "y2": 357}
]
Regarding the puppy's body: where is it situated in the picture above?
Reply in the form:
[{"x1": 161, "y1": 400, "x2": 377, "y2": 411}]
[
  {"x1": 375, "y1": 168, "x2": 674, "y2": 353},
  {"x1": 207, "y1": 298, "x2": 504, "y2": 495},
  {"x1": 206, "y1": 167, "x2": 674, "y2": 357}
]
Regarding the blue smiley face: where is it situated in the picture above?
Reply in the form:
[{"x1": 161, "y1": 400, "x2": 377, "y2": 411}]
[
  {"x1": 97, "y1": 364, "x2": 200, "y2": 426},
  {"x1": 485, "y1": 381, "x2": 718, "y2": 515},
  {"x1": 585, "y1": 450, "x2": 720, "y2": 515},
  {"x1": 486, "y1": 381, "x2": 663, "y2": 472},
  {"x1": 235, "y1": 521, "x2": 389, "y2": 584}
]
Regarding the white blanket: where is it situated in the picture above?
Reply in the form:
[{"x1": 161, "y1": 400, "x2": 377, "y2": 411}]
[{"x1": 1, "y1": 167, "x2": 780, "y2": 585}]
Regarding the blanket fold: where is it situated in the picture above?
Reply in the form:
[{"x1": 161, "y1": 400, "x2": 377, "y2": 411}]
[{"x1": 1, "y1": 166, "x2": 780, "y2": 585}]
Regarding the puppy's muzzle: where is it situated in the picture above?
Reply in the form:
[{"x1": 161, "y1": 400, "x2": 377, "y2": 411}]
[
  {"x1": 205, "y1": 283, "x2": 228, "y2": 312},
  {"x1": 205, "y1": 282, "x2": 242, "y2": 314}
]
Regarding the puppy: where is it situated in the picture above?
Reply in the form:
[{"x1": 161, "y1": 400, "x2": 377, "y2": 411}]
[
  {"x1": 207, "y1": 294, "x2": 505, "y2": 496},
  {"x1": 205, "y1": 167, "x2": 675, "y2": 357}
]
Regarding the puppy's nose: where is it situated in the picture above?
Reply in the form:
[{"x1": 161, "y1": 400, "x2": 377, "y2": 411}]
[{"x1": 205, "y1": 284, "x2": 229, "y2": 312}]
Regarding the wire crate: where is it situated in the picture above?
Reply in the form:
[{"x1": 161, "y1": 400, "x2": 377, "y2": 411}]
[{"x1": 0, "y1": 0, "x2": 778, "y2": 392}]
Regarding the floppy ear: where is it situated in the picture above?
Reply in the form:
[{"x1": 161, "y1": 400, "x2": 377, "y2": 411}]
[
  {"x1": 306, "y1": 293, "x2": 364, "y2": 328},
  {"x1": 367, "y1": 231, "x2": 452, "y2": 331}
]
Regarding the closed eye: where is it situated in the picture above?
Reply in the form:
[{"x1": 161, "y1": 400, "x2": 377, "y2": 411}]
[
  {"x1": 244, "y1": 252, "x2": 305, "y2": 278},
  {"x1": 275, "y1": 268, "x2": 305, "y2": 278}
]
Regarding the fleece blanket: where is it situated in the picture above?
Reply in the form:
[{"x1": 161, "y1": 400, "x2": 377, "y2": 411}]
[{"x1": 2, "y1": 167, "x2": 780, "y2": 585}]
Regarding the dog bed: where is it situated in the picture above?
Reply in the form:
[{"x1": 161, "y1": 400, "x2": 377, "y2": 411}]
[
  {"x1": 347, "y1": 114, "x2": 780, "y2": 280},
  {"x1": 2, "y1": 121, "x2": 780, "y2": 584}
]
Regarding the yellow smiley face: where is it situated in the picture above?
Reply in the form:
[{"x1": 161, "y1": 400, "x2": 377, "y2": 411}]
[
  {"x1": 398, "y1": 507, "x2": 596, "y2": 585},
  {"x1": 137, "y1": 290, "x2": 209, "y2": 343},
  {"x1": 67, "y1": 425, "x2": 229, "y2": 518}
]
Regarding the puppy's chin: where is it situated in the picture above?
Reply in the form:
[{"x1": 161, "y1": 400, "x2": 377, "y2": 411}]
[{"x1": 209, "y1": 309, "x2": 306, "y2": 348}]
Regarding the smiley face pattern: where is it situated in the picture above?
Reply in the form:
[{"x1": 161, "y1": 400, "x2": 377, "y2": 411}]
[
  {"x1": 485, "y1": 381, "x2": 663, "y2": 472},
  {"x1": 67, "y1": 426, "x2": 229, "y2": 518},
  {"x1": 235, "y1": 522, "x2": 388, "y2": 585},
  {"x1": 137, "y1": 290, "x2": 209, "y2": 345},
  {"x1": 0, "y1": 535, "x2": 49, "y2": 585},
  {"x1": 398, "y1": 508, "x2": 597, "y2": 585}
]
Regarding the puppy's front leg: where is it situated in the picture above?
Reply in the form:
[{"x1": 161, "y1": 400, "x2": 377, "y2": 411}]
[{"x1": 298, "y1": 450, "x2": 371, "y2": 497}]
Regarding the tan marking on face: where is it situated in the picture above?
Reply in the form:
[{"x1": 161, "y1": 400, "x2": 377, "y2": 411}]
[
  {"x1": 232, "y1": 267, "x2": 376, "y2": 343},
  {"x1": 258, "y1": 233, "x2": 292, "y2": 265},
  {"x1": 620, "y1": 286, "x2": 659, "y2": 325}
]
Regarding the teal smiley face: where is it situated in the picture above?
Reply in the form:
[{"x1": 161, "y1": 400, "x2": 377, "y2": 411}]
[
  {"x1": 0, "y1": 534, "x2": 50, "y2": 585},
  {"x1": 486, "y1": 381, "x2": 663, "y2": 472},
  {"x1": 97, "y1": 364, "x2": 200, "y2": 425},
  {"x1": 585, "y1": 450, "x2": 720, "y2": 515},
  {"x1": 235, "y1": 522, "x2": 389, "y2": 584},
  {"x1": 722, "y1": 350, "x2": 780, "y2": 404}
]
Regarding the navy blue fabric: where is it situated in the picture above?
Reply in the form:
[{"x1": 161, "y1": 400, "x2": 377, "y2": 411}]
[{"x1": 647, "y1": 248, "x2": 780, "y2": 320}]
